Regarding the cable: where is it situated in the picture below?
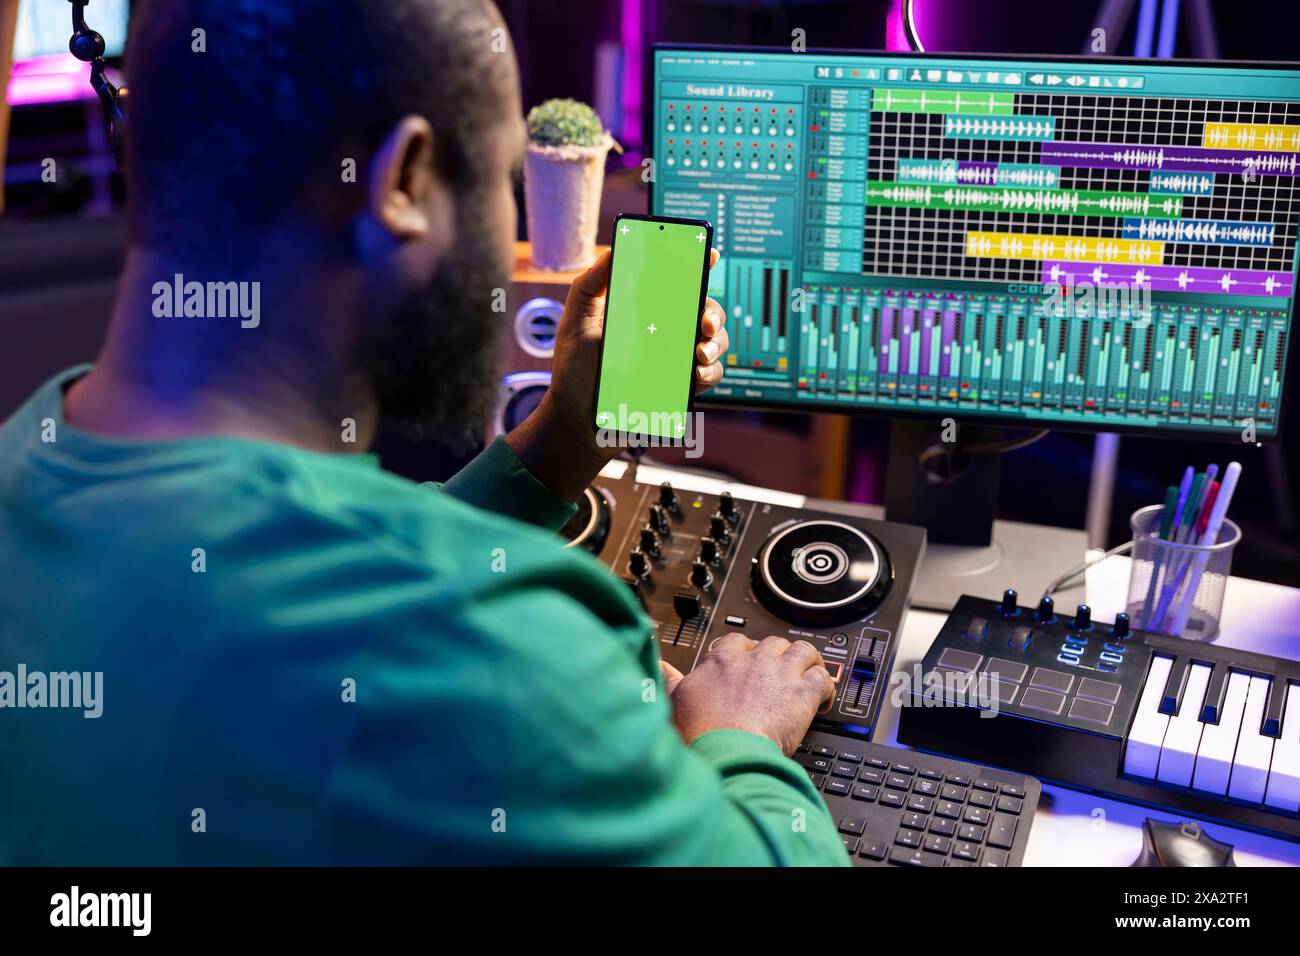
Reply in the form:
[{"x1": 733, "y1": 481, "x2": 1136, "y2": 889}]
[
  {"x1": 913, "y1": 427, "x2": 1050, "y2": 485},
  {"x1": 1041, "y1": 539, "x2": 1133, "y2": 599}
]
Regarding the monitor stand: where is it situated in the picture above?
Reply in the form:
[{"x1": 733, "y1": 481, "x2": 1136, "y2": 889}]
[{"x1": 883, "y1": 419, "x2": 1087, "y2": 612}]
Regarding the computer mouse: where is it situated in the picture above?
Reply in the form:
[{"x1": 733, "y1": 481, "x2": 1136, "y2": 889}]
[{"x1": 1131, "y1": 819, "x2": 1236, "y2": 867}]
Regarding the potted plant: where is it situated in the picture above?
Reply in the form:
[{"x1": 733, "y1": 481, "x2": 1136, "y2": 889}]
[{"x1": 523, "y1": 98, "x2": 617, "y2": 271}]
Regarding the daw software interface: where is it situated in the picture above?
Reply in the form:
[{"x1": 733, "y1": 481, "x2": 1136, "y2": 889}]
[{"x1": 650, "y1": 48, "x2": 1300, "y2": 437}]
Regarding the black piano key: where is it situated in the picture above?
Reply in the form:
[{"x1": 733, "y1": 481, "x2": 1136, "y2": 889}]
[
  {"x1": 1261, "y1": 675, "x2": 1287, "y2": 738},
  {"x1": 1199, "y1": 661, "x2": 1231, "y2": 725},
  {"x1": 1159, "y1": 655, "x2": 1192, "y2": 717}
]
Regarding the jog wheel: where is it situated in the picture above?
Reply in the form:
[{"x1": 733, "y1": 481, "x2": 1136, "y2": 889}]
[
  {"x1": 560, "y1": 486, "x2": 612, "y2": 555},
  {"x1": 751, "y1": 520, "x2": 892, "y2": 626}
]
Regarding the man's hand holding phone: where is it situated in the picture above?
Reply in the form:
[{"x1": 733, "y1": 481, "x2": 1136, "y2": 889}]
[{"x1": 506, "y1": 243, "x2": 730, "y2": 502}]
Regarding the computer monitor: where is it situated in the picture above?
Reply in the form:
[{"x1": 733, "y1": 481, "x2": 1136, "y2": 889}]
[
  {"x1": 648, "y1": 45, "x2": 1300, "y2": 443},
  {"x1": 13, "y1": 0, "x2": 128, "y2": 60}
]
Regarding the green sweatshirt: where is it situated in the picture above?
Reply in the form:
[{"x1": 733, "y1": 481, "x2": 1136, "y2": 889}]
[{"x1": 0, "y1": 367, "x2": 846, "y2": 866}]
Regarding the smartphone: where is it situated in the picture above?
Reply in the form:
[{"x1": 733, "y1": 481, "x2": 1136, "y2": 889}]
[{"x1": 593, "y1": 213, "x2": 713, "y2": 445}]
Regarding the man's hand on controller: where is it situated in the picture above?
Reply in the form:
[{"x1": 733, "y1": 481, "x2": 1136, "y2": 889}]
[
  {"x1": 660, "y1": 634, "x2": 836, "y2": 756},
  {"x1": 505, "y1": 248, "x2": 730, "y2": 502}
]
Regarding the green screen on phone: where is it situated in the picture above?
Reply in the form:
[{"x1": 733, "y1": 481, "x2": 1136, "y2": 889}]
[{"x1": 595, "y1": 217, "x2": 710, "y2": 440}]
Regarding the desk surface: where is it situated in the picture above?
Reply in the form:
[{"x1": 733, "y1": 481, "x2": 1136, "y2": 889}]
[{"x1": 604, "y1": 459, "x2": 1300, "y2": 865}]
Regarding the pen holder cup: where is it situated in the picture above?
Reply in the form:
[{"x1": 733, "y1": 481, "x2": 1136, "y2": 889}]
[{"x1": 1125, "y1": 504, "x2": 1241, "y2": 642}]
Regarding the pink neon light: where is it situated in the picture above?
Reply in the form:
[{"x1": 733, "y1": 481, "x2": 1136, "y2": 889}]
[
  {"x1": 620, "y1": 0, "x2": 642, "y2": 158},
  {"x1": 7, "y1": 53, "x2": 95, "y2": 107},
  {"x1": 885, "y1": 0, "x2": 910, "y2": 50}
]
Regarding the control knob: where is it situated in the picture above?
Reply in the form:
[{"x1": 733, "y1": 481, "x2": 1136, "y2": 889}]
[{"x1": 628, "y1": 549, "x2": 650, "y2": 579}]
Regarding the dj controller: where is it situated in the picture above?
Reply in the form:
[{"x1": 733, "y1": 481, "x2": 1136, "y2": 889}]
[
  {"x1": 560, "y1": 472, "x2": 1039, "y2": 866},
  {"x1": 561, "y1": 473, "x2": 926, "y2": 737}
]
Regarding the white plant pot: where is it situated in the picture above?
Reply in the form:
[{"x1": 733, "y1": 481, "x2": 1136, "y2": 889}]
[{"x1": 523, "y1": 136, "x2": 612, "y2": 272}]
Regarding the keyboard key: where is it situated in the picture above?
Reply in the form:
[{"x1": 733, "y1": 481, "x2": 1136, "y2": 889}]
[
  {"x1": 1157, "y1": 662, "x2": 1212, "y2": 787},
  {"x1": 929, "y1": 817, "x2": 956, "y2": 836},
  {"x1": 1229, "y1": 675, "x2": 1276, "y2": 803},
  {"x1": 919, "y1": 768, "x2": 944, "y2": 780},
  {"x1": 803, "y1": 755, "x2": 833, "y2": 774},
  {"x1": 832, "y1": 763, "x2": 858, "y2": 779},
  {"x1": 913, "y1": 778, "x2": 939, "y2": 796},
  {"x1": 946, "y1": 774, "x2": 971, "y2": 786},
  {"x1": 941, "y1": 784, "x2": 968, "y2": 801},
  {"x1": 958, "y1": 823, "x2": 985, "y2": 842},
  {"x1": 839, "y1": 816, "x2": 866, "y2": 835},
  {"x1": 895, "y1": 828, "x2": 922, "y2": 848},
  {"x1": 812, "y1": 744, "x2": 837, "y2": 758},
  {"x1": 858, "y1": 767, "x2": 885, "y2": 785},
  {"x1": 936, "y1": 800, "x2": 962, "y2": 818},
  {"x1": 988, "y1": 812, "x2": 1018, "y2": 849},
  {"x1": 969, "y1": 790, "x2": 995, "y2": 809},
  {"x1": 980, "y1": 848, "x2": 1010, "y2": 867},
  {"x1": 880, "y1": 791, "x2": 906, "y2": 808},
  {"x1": 838, "y1": 750, "x2": 864, "y2": 765},
  {"x1": 891, "y1": 763, "x2": 916, "y2": 775},
  {"x1": 964, "y1": 806, "x2": 991, "y2": 825},
  {"x1": 902, "y1": 811, "x2": 927, "y2": 830},
  {"x1": 889, "y1": 846, "x2": 943, "y2": 867},
  {"x1": 996, "y1": 795, "x2": 1023, "y2": 814},
  {"x1": 953, "y1": 841, "x2": 981, "y2": 862},
  {"x1": 907, "y1": 795, "x2": 934, "y2": 814},
  {"x1": 852, "y1": 784, "x2": 879, "y2": 802},
  {"x1": 946, "y1": 858, "x2": 975, "y2": 867},
  {"x1": 973, "y1": 778, "x2": 999, "y2": 792},
  {"x1": 1124, "y1": 654, "x2": 1175, "y2": 779},
  {"x1": 808, "y1": 772, "x2": 826, "y2": 789},
  {"x1": 1192, "y1": 671, "x2": 1251, "y2": 795},
  {"x1": 841, "y1": 835, "x2": 860, "y2": 853},
  {"x1": 924, "y1": 834, "x2": 951, "y2": 854},
  {"x1": 885, "y1": 774, "x2": 911, "y2": 790},
  {"x1": 1264, "y1": 682, "x2": 1300, "y2": 812},
  {"x1": 825, "y1": 778, "x2": 851, "y2": 796},
  {"x1": 867, "y1": 756, "x2": 889, "y2": 769},
  {"x1": 859, "y1": 838, "x2": 888, "y2": 861},
  {"x1": 1001, "y1": 784, "x2": 1026, "y2": 799}
]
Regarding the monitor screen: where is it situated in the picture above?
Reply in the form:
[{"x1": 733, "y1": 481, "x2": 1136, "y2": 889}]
[
  {"x1": 649, "y1": 46, "x2": 1300, "y2": 439},
  {"x1": 13, "y1": 0, "x2": 128, "y2": 61}
]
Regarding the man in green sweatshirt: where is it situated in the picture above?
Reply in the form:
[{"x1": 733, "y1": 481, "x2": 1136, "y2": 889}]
[{"x1": 0, "y1": 0, "x2": 846, "y2": 865}]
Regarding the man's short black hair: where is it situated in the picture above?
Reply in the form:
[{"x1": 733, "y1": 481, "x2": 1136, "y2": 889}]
[{"x1": 124, "y1": 0, "x2": 516, "y2": 253}]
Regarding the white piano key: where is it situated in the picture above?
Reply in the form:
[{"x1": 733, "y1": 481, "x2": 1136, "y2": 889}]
[
  {"x1": 1157, "y1": 662, "x2": 1213, "y2": 787},
  {"x1": 1227, "y1": 675, "x2": 1275, "y2": 804},
  {"x1": 1123, "y1": 654, "x2": 1174, "y2": 780},
  {"x1": 1192, "y1": 671, "x2": 1251, "y2": 795},
  {"x1": 1264, "y1": 682, "x2": 1300, "y2": 812}
]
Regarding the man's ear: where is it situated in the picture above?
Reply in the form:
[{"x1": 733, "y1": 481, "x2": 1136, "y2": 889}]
[{"x1": 367, "y1": 115, "x2": 440, "y2": 241}]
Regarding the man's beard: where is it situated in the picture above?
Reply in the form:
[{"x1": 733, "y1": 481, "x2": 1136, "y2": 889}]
[{"x1": 362, "y1": 206, "x2": 510, "y2": 452}]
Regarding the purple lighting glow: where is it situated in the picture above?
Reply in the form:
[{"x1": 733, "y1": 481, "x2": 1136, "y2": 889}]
[
  {"x1": 620, "y1": 0, "x2": 643, "y2": 159},
  {"x1": 6, "y1": 54, "x2": 96, "y2": 108}
]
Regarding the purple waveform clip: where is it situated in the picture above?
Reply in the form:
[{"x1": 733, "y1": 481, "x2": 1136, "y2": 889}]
[
  {"x1": 1040, "y1": 141, "x2": 1299, "y2": 177},
  {"x1": 1041, "y1": 261, "x2": 1295, "y2": 297}
]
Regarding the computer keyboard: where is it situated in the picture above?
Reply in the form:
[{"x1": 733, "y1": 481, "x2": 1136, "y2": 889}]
[{"x1": 798, "y1": 729, "x2": 1041, "y2": 866}]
